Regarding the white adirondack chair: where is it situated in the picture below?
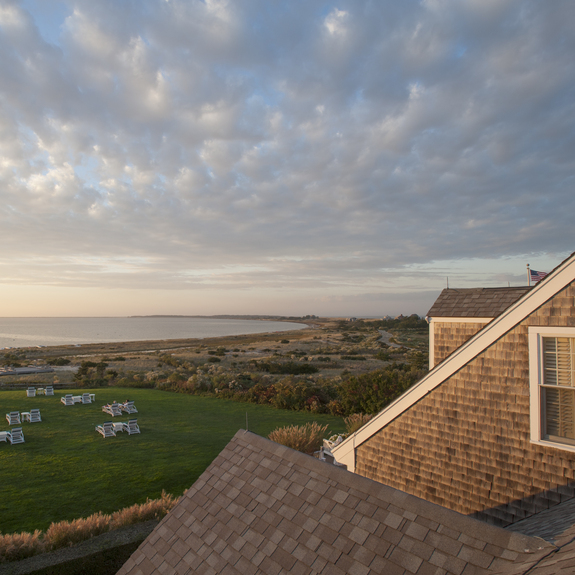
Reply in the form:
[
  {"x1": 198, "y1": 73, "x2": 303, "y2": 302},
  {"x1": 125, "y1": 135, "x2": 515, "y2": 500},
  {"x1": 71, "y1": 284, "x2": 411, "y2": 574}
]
[
  {"x1": 102, "y1": 403, "x2": 122, "y2": 417},
  {"x1": 26, "y1": 387, "x2": 36, "y2": 398},
  {"x1": 6, "y1": 412, "x2": 20, "y2": 425},
  {"x1": 122, "y1": 419, "x2": 140, "y2": 435},
  {"x1": 96, "y1": 422, "x2": 116, "y2": 438},
  {"x1": 121, "y1": 401, "x2": 138, "y2": 414},
  {"x1": 45, "y1": 386, "x2": 54, "y2": 396},
  {"x1": 81, "y1": 393, "x2": 92, "y2": 404},
  {"x1": 9, "y1": 427, "x2": 24, "y2": 444},
  {"x1": 61, "y1": 394, "x2": 74, "y2": 406},
  {"x1": 29, "y1": 409, "x2": 41, "y2": 423},
  {"x1": 0, "y1": 431, "x2": 10, "y2": 443}
]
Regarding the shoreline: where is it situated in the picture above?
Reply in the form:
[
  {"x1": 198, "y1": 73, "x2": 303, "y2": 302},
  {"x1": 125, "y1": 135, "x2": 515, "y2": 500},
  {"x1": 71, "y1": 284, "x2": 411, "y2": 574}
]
[
  {"x1": 5, "y1": 323, "x2": 321, "y2": 359},
  {"x1": 0, "y1": 318, "x2": 313, "y2": 352}
]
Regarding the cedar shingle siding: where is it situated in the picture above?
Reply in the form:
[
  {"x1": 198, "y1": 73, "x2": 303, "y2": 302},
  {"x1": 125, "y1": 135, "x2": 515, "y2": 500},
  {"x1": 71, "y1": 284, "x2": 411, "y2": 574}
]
[
  {"x1": 356, "y1": 282, "x2": 575, "y2": 527},
  {"x1": 433, "y1": 321, "x2": 489, "y2": 365}
]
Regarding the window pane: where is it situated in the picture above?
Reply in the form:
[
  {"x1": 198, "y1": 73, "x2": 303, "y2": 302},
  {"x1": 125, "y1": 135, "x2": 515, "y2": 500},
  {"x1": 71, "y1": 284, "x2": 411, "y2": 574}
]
[
  {"x1": 543, "y1": 337, "x2": 575, "y2": 387},
  {"x1": 545, "y1": 387, "x2": 575, "y2": 440}
]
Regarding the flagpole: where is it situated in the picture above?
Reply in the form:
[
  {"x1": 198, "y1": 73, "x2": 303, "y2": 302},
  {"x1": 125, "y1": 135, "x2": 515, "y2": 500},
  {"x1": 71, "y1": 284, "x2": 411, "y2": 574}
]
[{"x1": 527, "y1": 264, "x2": 531, "y2": 286}]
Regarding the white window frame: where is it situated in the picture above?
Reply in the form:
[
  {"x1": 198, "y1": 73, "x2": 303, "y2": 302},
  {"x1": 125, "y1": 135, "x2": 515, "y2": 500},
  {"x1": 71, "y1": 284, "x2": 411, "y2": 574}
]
[{"x1": 529, "y1": 326, "x2": 575, "y2": 453}]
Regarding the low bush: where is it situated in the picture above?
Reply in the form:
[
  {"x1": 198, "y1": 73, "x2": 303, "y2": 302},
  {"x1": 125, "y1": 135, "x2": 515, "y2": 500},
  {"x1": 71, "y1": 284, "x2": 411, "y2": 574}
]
[
  {"x1": 109, "y1": 377, "x2": 155, "y2": 389},
  {"x1": 254, "y1": 361, "x2": 318, "y2": 375},
  {"x1": 268, "y1": 422, "x2": 329, "y2": 454},
  {"x1": 337, "y1": 366, "x2": 425, "y2": 415},
  {"x1": 47, "y1": 357, "x2": 71, "y2": 366}
]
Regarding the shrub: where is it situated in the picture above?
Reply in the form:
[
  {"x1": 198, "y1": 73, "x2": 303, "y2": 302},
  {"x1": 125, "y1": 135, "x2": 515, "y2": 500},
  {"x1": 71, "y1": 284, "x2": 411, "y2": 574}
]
[
  {"x1": 270, "y1": 378, "x2": 335, "y2": 412},
  {"x1": 109, "y1": 377, "x2": 155, "y2": 389},
  {"x1": 208, "y1": 348, "x2": 226, "y2": 356},
  {"x1": 208, "y1": 357, "x2": 221, "y2": 363},
  {"x1": 337, "y1": 366, "x2": 424, "y2": 415},
  {"x1": 344, "y1": 413, "x2": 373, "y2": 434},
  {"x1": 268, "y1": 422, "x2": 329, "y2": 454},
  {"x1": 254, "y1": 361, "x2": 318, "y2": 375},
  {"x1": 46, "y1": 357, "x2": 70, "y2": 366},
  {"x1": 158, "y1": 354, "x2": 179, "y2": 368}
]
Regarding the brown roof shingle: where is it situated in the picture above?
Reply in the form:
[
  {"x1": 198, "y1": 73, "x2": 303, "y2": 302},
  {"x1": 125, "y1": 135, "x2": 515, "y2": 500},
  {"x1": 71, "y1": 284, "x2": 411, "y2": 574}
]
[
  {"x1": 118, "y1": 431, "x2": 552, "y2": 575},
  {"x1": 427, "y1": 287, "x2": 532, "y2": 318}
]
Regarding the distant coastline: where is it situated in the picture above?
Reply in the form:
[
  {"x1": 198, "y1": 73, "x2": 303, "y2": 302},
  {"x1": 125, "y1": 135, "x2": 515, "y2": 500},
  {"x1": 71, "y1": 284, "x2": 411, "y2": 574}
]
[
  {"x1": 0, "y1": 317, "x2": 306, "y2": 349},
  {"x1": 128, "y1": 315, "x2": 316, "y2": 322}
]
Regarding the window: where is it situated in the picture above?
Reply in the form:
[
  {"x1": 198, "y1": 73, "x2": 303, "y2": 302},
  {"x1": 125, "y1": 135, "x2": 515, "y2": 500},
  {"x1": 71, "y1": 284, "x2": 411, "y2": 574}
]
[
  {"x1": 529, "y1": 328, "x2": 575, "y2": 452},
  {"x1": 542, "y1": 337, "x2": 575, "y2": 442}
]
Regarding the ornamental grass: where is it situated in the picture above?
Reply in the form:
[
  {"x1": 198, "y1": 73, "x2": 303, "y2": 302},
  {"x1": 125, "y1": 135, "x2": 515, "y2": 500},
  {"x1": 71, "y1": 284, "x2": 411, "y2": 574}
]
[
  {"x1": 0, "y1": 530, "x2": 43, "y2": 562},
  {"x1": 0, "y1": 491, "x2": 178, "y2": 562},
  {"x1": 344, "y1": 413, "x2": 373, "y2": 434},
  {"x1": 268, "y1": 421, "x2": 328, "y2": 454}
]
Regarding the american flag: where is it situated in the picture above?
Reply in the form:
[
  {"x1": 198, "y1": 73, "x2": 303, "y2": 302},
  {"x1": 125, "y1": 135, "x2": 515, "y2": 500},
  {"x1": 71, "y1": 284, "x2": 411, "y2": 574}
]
[{"x1": 530, "y1": 269, "x2": 548, "y2": 283}]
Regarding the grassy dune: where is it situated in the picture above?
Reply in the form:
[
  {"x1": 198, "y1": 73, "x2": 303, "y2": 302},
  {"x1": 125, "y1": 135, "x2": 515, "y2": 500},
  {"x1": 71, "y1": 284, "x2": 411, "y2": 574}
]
[{"x1": 0, "y1": 388, "x2": 344, "y2": 534}]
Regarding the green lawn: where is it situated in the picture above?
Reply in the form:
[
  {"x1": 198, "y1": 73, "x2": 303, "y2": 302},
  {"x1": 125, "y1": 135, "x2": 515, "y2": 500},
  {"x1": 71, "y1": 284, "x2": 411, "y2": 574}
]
[{"x1": 0, "y1": 388, "x2": 344, "y2": 534}]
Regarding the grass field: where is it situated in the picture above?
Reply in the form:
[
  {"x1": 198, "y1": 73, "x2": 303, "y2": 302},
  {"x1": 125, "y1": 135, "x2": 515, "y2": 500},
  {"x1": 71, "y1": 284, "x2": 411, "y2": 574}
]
[{"x1": 0, "y1": 388, "x2": 344, "y2": 535}]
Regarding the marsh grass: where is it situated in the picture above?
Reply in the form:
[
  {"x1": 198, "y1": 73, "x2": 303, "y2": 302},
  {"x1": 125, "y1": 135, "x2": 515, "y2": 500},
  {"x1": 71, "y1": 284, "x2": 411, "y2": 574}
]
[{"x1": 0, "y1": 388, "x2": 343, "y2": 535}]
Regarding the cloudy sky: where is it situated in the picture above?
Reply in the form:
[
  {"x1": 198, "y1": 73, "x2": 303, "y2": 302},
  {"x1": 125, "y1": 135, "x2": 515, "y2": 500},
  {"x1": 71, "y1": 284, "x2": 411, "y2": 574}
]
[{"x1": 0, "y1": 0, "x2": 573, "y2": 317}]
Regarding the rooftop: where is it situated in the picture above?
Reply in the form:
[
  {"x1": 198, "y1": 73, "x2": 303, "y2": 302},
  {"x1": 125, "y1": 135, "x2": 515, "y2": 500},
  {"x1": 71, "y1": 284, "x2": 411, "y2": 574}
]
[
  {"x1": 118, "y1": 431, "x2": 553, "y2": 575},
  {"x1": 427, "y1": 287, "x2": 532, "y2": 319}
]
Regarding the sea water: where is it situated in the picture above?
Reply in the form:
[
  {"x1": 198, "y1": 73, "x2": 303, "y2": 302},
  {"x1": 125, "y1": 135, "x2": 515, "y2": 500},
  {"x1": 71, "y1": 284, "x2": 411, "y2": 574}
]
[{"x1": 0, "y1": 317, "x2": 305, "y2": 349}]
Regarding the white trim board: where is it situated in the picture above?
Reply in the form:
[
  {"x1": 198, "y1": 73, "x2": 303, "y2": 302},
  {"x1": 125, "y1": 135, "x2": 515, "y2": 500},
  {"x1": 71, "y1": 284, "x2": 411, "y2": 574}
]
[{"x1": 333, "y1": 253, "x2": 575, "y2": 472}]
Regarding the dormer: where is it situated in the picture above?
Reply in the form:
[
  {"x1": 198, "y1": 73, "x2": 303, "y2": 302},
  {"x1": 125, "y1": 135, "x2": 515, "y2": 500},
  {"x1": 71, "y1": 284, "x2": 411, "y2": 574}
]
[{"x1": 426, "y1": 287, "x2": 531, "y2": 369}]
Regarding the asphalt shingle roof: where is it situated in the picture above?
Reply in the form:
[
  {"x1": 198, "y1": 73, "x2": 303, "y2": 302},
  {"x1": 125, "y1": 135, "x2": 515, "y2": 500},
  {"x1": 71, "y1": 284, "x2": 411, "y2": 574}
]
[
  {"x1": 118, "y1": 431, "x2": 552, "y2": 575},
  {"x1": 427, "y1": 287, "x2": 532, "y2": 319}
]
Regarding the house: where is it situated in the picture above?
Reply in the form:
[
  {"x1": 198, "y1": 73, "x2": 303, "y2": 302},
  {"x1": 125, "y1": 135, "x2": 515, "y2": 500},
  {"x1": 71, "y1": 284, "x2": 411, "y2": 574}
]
[
  {"x1": 333, "y1": 251, "x2": 575, "y2": 526},
  {"x1": 118, "y1": 252, "x2": 575, "y2": 574}
]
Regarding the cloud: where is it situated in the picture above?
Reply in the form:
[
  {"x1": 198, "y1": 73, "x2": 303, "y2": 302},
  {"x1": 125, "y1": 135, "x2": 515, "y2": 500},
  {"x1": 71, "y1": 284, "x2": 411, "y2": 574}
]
[{"x1": 0, "y1": 0, "x2": 573, "y2": 314}]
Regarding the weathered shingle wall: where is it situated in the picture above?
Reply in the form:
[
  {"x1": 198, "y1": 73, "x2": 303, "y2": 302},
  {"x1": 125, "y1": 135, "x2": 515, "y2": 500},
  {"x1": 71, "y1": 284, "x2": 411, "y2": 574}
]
[
  {"x1": 433, "y1": 321, "x2": 489, "y2": 366},
  {"x1": 356, "y1": 282, "x2": 575, "y2": 526}
]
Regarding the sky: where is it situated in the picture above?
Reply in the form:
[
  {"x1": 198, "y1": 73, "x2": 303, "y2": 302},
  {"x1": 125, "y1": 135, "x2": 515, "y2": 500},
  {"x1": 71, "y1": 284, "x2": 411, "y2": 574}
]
[{"x1": 0, "y1": 0, "x2": 573, "y2": 318}]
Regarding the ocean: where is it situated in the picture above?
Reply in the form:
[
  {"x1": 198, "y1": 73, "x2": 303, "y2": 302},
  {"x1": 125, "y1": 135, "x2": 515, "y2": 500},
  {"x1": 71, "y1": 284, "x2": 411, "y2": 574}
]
[{"x1": 0, "y1": 317, "x2": 306, "y2": 349}]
